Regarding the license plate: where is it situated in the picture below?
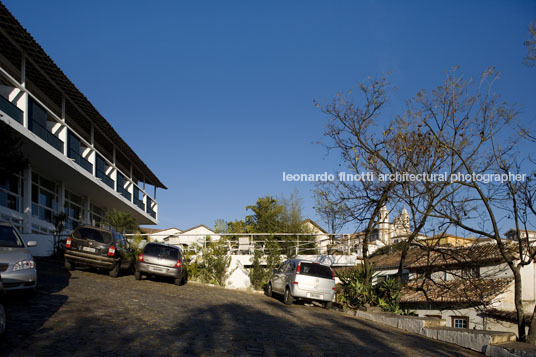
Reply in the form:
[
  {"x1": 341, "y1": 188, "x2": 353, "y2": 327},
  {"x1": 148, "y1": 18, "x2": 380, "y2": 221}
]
[
  {"x1": 150, "y1": 266, "x2": 164, "y2": 272},
  {"x1": 309, "y1": 293, "x2": 322, "y2": 299},
  {"x1": 82, "y1": 246, "x2": 96, "y2": 253}
]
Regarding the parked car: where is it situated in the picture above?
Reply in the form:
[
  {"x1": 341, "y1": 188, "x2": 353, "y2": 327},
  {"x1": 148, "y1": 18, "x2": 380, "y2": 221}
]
[
  {"x1": 267, "y1": 259, "x2": 336, "y2": 308},
  {"x1": 64, "y1": 226, "x2": 135, "y2": 277},
  {"x1": 0, "y1": 275, "x2": 6, "y2": 336},
  {"x1": 135, "y1": 243, "x2": 187, "y2": 285},
  {"x1": 0, "y1": 222, "x2": 37, "y2": 292}
]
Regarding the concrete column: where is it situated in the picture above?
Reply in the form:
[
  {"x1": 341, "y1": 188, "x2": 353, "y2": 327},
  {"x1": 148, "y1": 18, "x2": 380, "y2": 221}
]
[
  {"x1": 20, "y1": 55, "x2": 29, "y2": 128},
  {"x1": 22, "y1": 165, "x2": 32, "y2": 233}
]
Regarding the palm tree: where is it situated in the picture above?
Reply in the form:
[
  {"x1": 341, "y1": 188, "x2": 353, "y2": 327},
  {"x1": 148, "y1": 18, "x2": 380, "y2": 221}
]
[{"x1": 104, "y1": 209, "x2": 138, "y2": 234}]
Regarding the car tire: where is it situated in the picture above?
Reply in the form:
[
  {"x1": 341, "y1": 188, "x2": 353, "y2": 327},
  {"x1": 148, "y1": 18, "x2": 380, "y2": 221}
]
[
  {"x1": 109, "y1": 262, "x2": 121, "y2": 278},
  {"x1": 266, "y1": 283, "x2": 273, "y2": 297},
  {"x1": 134, "y1": 271, "x2": 142, "y2": 280},
  {"x1": 0, "y1": 303, "x2": 6, "y2": 336},
  {"x1": 283, "y1": 287, "x2": 294, "y2": 305},
  {"x1": 324, "y1": 301, "x2": 333, "y2": 310},
  {"x1": 64, "y1": 260, "x2": 75, "y2": 271},
  {"x1": 174, "y1": 277, "x2": 182, "y2": 286}
]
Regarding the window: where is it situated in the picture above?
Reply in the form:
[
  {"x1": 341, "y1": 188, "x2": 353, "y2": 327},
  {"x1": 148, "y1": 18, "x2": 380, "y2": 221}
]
[
  {"x1": 0, "y1": 173, "x2": 22, "y2": 212},
  {"x1": 31, "y1": 172, "x2": 57, "y2": 224},
  {"x1": 451, "y1": 316, "x2": 469, "y2": 329},
  {"x1": 299, "y1": 262, "x2": 333, "y2": 279},
  {"x1": 90, "y1": 203, "x2": 105, "y2": 227},
  {"x1": 65, "y1": 190, "x2": 84, "y2": 230}
]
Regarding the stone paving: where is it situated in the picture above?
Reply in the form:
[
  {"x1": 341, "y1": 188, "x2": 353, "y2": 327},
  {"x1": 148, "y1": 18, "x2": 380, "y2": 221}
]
[{"x1": 1, "y1": 259, "x2": 481, "y2": 356}]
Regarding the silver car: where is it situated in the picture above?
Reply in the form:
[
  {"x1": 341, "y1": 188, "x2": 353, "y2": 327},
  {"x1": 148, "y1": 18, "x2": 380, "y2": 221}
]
[
  {"x1": 0, "y1": 222, "x2": 37, "y2": 292},
  {"x1": 267, "y1": 259, "x2": 336, "y2": 308},
  {"x1": 135, "y1": 243, "x2": 187, "y2": 286}
]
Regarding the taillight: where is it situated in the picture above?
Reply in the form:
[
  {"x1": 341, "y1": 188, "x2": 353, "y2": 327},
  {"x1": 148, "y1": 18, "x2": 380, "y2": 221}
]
[
  {"x1": 174, "y1": 260, "x2": 182, "y2": 268},
  {"x1": 107, "y1": 246, "x2": 116, "y2": 257},
  {"x1": 66, "y1": 237, "x2": 72, "y2": 248},
  {"x1": 293, "y1": 281, "x2": 298, "y2": 285},
  {"x1": 296, "y1": 262, "x2": 301, "y2": 274},
  {"x1": 138, "y1": 253, "x2": 144, "y2": 262}
]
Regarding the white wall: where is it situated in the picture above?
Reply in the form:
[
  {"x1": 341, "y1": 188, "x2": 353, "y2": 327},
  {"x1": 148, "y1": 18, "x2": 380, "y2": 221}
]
[{"x1": 20, "y1": 233, "x2": 53, "y2": 257}]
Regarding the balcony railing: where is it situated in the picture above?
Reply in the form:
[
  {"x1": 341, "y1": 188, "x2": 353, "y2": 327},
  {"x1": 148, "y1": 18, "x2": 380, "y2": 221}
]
[
  {"x1": 117, "y1": 185, "x2": 131, "y2": 201},
  {"x1": 68, "y1": 149, "x2": 93, "y2": 173},
  {"x1": 96, "y1": 169, "x2": 114, "y2": 189},
  {"x1": 146, "y1": 198, "x2": 156, "y2": 218},
  {"x1": 0, "y1": 95, "x2": 23, "y2": 124},
  {"x1": 30, "y1": 120, "x2": 64, "y2": 153},
  {"x1": 134, "y1": 196, "x2": 145, "y2": 211}
]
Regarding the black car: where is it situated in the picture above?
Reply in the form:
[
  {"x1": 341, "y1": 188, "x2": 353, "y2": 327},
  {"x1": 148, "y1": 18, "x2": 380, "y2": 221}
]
[
  {"x1": 0, "y1": 275, "x2": 6, "y2": 336},
  {"x1": 64, "y1": 226, "x2": 135, "y2": 277},
  {"x1": 135, "y1": 243, "x2": 187, "y2": 285}
]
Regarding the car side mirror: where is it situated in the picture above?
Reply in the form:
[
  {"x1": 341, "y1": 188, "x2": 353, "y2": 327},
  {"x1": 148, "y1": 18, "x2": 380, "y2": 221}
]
[{"x1": 27, "y1": 241, "x2": 37, "y2": 247}]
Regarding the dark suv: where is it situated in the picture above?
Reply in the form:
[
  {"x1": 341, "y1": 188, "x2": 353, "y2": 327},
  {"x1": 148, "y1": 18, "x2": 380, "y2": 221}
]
[
  {"x1": 135, "y1": 243, "x2": 187, "y2": 285},
  {"x1": 64, "y1": 226, "x2": 135, "y2": 277}
]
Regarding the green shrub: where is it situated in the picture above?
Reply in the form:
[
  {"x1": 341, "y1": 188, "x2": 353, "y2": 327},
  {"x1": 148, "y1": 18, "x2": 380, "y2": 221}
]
[{"x1": 188, "y1": 237, "x2": 231, "y2": 286}]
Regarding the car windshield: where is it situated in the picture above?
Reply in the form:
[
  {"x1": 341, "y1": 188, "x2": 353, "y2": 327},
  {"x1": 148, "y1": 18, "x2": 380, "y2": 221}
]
[
  {"x1": 0, "y1": 225, "x2": 25, "y2": 248},
  {"x1": 72, "y1": 227, "x2": 113, "y2": 244},
  {"x1": 300, "y1": 263, "x2": 332, "y2": 279},
  {"x1": 144, "y1": 244, "x2": 179, "y2": 260}
]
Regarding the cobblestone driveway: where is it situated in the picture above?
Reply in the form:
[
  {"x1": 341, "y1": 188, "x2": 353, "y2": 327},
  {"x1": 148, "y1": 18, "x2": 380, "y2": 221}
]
[{"x1": 1, "y1": 259, "x2": 480, "y2": 356}]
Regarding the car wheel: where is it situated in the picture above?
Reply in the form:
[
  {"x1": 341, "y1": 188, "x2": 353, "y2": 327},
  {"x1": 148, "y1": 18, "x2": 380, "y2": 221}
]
[
  {"x1": 0, "y1": 303, "x2": 6, "y2": 336},
  {"x1": 134, "y1": 271, "x2": 142, "y2": 280},
  {"x1": 109, "y1": 262, "x2": 121, "y2": 278},
  {"x1": 64, "y1": 260, "x2": 75, "y2": 271},
  {"x1": 174, "y1": 277, "x2": 182, "y2": 286},
  {"x1": 283, "y1": 287, "x2": 294, "y2": 305},
  {"x1": 324, "y1": 301, "x2": 333, "y2": 310},
  {"x1": 266, "y1": 283, "x2": 273, "y2": 297}
]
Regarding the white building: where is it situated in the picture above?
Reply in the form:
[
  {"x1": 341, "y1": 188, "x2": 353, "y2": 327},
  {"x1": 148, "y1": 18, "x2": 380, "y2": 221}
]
[
  {"x1": 372, "y1": 241, "x2": 536, "y2": 336},
  {"x1": 167, "y1": 224, "x2": 220, "y2": 248},
  {"x1": 0, "y1": 4, "x2": 165, "y2": 234}
]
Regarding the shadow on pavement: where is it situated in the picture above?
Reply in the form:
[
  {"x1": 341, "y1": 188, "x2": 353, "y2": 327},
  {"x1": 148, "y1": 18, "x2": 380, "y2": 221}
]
[{"x1": 1, "y1": 258, "x2": 70, "y2": 356}]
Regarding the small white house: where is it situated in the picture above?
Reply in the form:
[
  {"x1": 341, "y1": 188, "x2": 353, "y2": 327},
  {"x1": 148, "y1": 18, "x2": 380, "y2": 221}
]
[{"x1": 167, "y1": 224, "x2": 220, "y2": 249}]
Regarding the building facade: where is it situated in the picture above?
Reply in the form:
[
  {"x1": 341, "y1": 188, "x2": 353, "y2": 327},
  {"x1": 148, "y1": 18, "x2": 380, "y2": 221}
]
[{"x1": 0, "y1": 4, "x2": 165, "y2": 234}]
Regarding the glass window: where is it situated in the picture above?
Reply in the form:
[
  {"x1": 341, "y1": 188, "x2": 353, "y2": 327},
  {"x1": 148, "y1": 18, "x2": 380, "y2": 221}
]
[
  {"x1": 452, "y1": 317, "x2": 469, "y2": 329},
  {"x1": 0, "y1": 174, "x2": 21, "y2": 212},
  {"x1": 143, "y1": 244, "x2": 179, "y2": 260},
  {"x1": 0, "y1": 225, "x2": 24, "y2": 247},
  {"x1": 299, "y1": 262, "x2": 333, "y2": 279},
  {"x1": 73, "y1": 227, "x2": 112, "y2": 244},
  {"x1": 31, "y1": 173, "x2": 57, "y2": 224}
]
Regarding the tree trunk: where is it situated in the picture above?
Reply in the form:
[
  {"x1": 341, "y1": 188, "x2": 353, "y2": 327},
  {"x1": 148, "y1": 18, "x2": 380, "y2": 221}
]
[
  {"x1": 362, "y1": 233, "x2": 370, "y2": 285},
  {"x1": 513, "y1": 268, "x2": 527, "y2": 342},
  {"x1": 396, "y1": 240, "x2": 410, "y2": 283}
]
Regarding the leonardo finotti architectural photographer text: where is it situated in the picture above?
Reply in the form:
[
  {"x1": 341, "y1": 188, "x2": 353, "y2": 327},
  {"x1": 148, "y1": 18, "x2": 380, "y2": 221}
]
[{"x1": 282, "y1": 171, "x2": 527, "y2": 184}]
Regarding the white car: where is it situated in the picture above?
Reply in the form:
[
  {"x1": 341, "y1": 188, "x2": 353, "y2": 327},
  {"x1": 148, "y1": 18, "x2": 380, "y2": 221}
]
[
  {"x1": 267, "y1": 259, "x2": 336, "y2": 308},
  {"x1": 0, "y1": 222, "x2": 37, "y2": 292}
]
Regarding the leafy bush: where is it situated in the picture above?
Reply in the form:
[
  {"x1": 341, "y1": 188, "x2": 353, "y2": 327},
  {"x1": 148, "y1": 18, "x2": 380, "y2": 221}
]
[
  {"x1": 336, "y1": 264, "x2": 402, "y2": 313},
  {"x1": 336, "y1": 264, "x2": 376, "y2": 309},
  {"x1": 249, "y1": 237, "x2": 282, "y2": 290},
  {"x1": 188, "y1": 238, "x2": 231, "y2": 286},
  {"x1": 374, "y1": 278, "x2": 402, "y2": 313}
]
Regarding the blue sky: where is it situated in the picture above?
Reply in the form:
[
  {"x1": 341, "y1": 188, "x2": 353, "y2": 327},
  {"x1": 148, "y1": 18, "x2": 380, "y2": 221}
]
[{"x1": 4, "y1": 0, "x2": 536, "y2": 231}]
